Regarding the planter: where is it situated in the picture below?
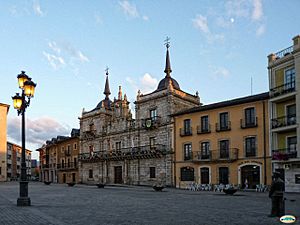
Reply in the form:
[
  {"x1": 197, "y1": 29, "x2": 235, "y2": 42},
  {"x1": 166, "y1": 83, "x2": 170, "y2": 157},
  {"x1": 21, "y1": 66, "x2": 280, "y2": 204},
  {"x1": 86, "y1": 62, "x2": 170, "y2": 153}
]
[
  {"x1": 153, "y1": 186, "x2": 164, "y2": 191},
  {"x1": 44, "y1": 181, "x2": 51, "y2": 185},
  {"x1": 96, "y1": 183, "x2": 105, "y2": 188},
  {"x1": 67, "y1": 182, "x2": 75, "y2": 187},
  {"x1": 223, "y1": 188, "x2": 237, "y2": 195}
]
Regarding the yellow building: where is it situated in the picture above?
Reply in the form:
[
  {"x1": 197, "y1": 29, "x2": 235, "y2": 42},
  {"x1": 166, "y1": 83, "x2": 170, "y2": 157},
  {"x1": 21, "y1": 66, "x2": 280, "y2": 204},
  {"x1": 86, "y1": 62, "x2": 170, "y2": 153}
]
[
  {"x1": 0, "y1": 103, "x2": 9, "y2": 182},
  {"x1": 268, "y1": 35, "x2": 300, "y2": 192},
  {"x1": 37, "y1": 129, "x2": 80, "y2": 184},
  {"x1": 173, "y1": 93, "x2": 271, "y2": 189}
]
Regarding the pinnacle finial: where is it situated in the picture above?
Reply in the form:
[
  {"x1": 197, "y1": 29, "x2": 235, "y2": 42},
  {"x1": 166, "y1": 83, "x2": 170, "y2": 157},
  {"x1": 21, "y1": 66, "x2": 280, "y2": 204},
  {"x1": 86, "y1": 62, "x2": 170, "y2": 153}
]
[
  {"x1": 103, "y1": 67, "x2": 111, "y2": 99},
  {"x1": 164, "y1": 37, "x2": 172, "y2": 77}
]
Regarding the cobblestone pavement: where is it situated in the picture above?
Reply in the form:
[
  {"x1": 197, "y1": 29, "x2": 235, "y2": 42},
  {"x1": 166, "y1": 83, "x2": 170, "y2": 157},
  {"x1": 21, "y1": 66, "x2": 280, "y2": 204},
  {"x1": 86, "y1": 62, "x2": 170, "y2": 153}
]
[{"x1": 0, "y1": 182, "x2": 299, "y2": 225}]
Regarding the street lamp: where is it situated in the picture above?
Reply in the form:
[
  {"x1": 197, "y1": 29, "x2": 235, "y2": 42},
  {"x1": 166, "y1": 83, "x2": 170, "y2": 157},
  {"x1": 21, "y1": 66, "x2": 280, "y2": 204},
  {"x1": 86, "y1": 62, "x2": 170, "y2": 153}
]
[{"x1": 12, "y1": 71, "x2": 37, "y2": 206}]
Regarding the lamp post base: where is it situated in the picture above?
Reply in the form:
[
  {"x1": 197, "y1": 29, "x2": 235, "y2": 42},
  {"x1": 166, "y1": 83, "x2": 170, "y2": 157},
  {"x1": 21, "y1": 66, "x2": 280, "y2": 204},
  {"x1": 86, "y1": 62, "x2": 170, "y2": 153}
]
[{"x1": 17, "y1": 197, "x2": 31, "y2": 206}]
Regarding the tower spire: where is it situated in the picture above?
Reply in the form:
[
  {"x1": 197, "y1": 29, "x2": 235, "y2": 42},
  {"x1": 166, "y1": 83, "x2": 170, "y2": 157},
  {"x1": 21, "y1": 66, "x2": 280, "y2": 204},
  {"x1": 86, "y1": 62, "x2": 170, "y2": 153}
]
[
  {"x1": 104, "y1": 67, "x2": 111, "y2": 99},
  {"x1": 164, "y1": 36, "x2": 172, "y2": 78}
]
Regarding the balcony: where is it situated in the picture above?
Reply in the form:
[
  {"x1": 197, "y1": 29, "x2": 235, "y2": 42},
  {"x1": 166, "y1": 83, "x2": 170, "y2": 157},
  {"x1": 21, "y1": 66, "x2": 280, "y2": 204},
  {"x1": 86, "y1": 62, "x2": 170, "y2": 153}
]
[
  {"x1": 193, "y1": 148, "x2": 239, "y2": 162},
  {"x1": 216, "y1": 122, "x2": 231, "y2": 132},
  {"x1": 141, "y1": 116, "x2": 161, "y2": 129},
  {"x1": 270, "y1": 81, "x2": 295, "y2": 98},
  {"x1": 240, "y1": 117, "x2": 257, "y2": 129},
  {"x1": 42, "y1": 164, "x2": 49, "y2": 168},
  {"x1": 275, "y1": 45, "x2": 293, "y2": 60},
  {"x1": 271, "y1": 115, "x2": 296, "y2": 129},
  {"x1": 197, "y1": 125, "x2": 211, "y2": 134},
  {"x1": 180, "y1": 127, "x2": 193, "y2": 136},
  {"x1": 272, "y1": 148, "x2": 297, "y2": 160},
  {"x1": 65, "y1": 150, "x2": 71, "y2": 156},
  {"x1": 57, "y1": 162, "x2": 78, "y2": 170},
  {"x1": 79, "y1": 144, "x2": 168, "y2": 162}
]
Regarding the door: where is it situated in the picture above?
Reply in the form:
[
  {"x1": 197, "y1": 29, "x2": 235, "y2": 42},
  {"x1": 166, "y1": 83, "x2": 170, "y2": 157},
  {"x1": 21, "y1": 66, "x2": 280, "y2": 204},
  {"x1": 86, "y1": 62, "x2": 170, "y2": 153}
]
[
  {"x1": 219, "y1": 167, "x2": 229, "y2": 184},
  {"x1": 72, "y1": 173, "x2": 76, "y2": 183},
  {"x1": 63, "y1": 173, "x2": 66, "y2": 183},
  {"x1": 114, "y1": 166, "x2": 123, "y2": 184},
  {"x1": 241, "y1": 165, "x2": 260, "y2": 189},
  {"x1": 200, "y1": 167, "x2": 209, "y2": 184}
]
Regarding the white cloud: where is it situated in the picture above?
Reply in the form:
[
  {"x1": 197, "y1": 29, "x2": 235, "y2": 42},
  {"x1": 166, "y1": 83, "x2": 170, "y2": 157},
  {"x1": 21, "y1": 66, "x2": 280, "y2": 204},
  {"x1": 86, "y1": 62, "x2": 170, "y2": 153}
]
[
  {"x1": 140, "y1": 73, "x2": 158, "y2": 93},
  {"x1": 33, "y1": 0, "x2": 44, "y2": 16},
  {"x1": 256, "y1": 24, "x2": 265, "y2": 36},
  {"x1": 43, "y1": 51, "x2": 65, "y2": 70},
  {"x1": 119, "y1": 0, "x2": 139, "y2": 18},
  {"x1": 44, "y1": 41, "x2": 89, "y2": 69},
  {"x1": 193, "y1": 14, "x2": 224, "y2": 44},
  {"x1": 212, "y1": 67, "x2": 230, "y2": 79},
  {"x1": 226, "y1": 0, "x2": 250, "y2": 19},
  {"x1": 193, "y1": 15, "x2": 210, "y2": 33},
  {"x1": 94, "y1": 13, "x2": 103, "y2": 24},
  {"x1": 126, "y1": 73, "x2": 158, "y2": 94},
  {"x1": 119, "y1": 1, "x2": 149, "y2": 21},
  {"x1": 252, "y1": 0, "x2": 263, "y2": 21},
  {"x1": 7, "y1": 116, "x2": 70, "y2": 147}
]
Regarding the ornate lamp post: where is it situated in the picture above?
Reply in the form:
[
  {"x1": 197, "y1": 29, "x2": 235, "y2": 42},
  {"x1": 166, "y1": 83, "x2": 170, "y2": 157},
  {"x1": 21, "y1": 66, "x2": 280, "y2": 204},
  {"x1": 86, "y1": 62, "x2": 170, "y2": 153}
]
[{"x1": 12, "y1": 71, "x2": 37, "y2": 206}]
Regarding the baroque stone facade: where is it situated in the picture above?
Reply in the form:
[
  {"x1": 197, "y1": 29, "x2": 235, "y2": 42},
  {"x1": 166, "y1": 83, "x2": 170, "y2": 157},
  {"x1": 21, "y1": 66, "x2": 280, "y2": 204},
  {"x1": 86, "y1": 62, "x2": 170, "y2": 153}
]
[{"x1": 79, "y1": 44, "x2": 200, "y2": 186}]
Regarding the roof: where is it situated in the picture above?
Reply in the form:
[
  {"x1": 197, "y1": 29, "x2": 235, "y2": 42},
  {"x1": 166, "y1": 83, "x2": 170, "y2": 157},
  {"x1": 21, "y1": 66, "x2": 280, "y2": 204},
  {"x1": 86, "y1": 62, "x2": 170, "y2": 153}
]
[
  {"x1": 172, "y1": 92, "x2": 269, "y2": 117},
  {"x1": 156, "y1": 77, "x2": 180, "y2": 91}
]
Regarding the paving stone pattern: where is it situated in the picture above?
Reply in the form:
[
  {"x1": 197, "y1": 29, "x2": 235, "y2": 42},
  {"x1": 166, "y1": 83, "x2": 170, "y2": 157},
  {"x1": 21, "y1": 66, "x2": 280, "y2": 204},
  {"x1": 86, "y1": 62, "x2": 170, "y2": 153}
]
[{"x1": 0, "y1": 182, "x2": 299, "y2": 225}]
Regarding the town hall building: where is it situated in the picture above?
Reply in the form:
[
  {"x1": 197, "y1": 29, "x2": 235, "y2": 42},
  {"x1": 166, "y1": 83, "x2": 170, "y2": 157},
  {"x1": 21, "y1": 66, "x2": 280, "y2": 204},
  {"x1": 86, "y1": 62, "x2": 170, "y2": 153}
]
[{"x1": 78, "y1": 42, "x2": 200, "y2": 186}]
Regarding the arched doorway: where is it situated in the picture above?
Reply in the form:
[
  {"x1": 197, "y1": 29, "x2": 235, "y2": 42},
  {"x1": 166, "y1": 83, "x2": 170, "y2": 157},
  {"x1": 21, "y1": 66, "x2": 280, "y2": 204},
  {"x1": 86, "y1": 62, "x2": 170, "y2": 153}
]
[
  {"x1": 200, "y1": 167, "x2": 210, "y2": 184},
  {"x1": 241, "y1": 165, "x2": 260, "y2": 189}
]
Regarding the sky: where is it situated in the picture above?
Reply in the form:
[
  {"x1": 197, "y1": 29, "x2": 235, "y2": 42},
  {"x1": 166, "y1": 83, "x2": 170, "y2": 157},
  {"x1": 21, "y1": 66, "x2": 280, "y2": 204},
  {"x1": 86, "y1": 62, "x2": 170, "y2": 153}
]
[{"x1": 1, "y1": 0, "x2": 299, "y2": 160}]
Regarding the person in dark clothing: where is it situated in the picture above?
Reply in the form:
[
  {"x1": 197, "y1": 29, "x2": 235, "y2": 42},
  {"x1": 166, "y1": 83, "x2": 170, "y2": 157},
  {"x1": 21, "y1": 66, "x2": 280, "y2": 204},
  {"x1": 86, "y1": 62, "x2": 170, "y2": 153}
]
[{"x1": 268, "y1": 171, "x2": 285, "y2": 217}]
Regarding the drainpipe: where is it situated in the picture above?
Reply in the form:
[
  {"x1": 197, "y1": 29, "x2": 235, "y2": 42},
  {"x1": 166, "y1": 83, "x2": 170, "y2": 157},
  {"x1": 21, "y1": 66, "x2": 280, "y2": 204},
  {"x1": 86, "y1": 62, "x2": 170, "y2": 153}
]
[
  {"x1": 173, "y1": 116, "x2": 177, "y2": 188},
  {"x1": 263, "y1": 100, "x2": 267, "y2": 185}
]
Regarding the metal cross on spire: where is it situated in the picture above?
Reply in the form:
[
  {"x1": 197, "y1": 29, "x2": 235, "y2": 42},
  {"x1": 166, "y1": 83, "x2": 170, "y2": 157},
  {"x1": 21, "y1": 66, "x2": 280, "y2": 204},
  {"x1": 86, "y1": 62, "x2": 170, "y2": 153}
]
[
  {"x1": 164, "y1": 36, "x2": 170, "y2": 49},
  {"x1": 105, "y1": 66, "x2": 109, "y2": 75}
]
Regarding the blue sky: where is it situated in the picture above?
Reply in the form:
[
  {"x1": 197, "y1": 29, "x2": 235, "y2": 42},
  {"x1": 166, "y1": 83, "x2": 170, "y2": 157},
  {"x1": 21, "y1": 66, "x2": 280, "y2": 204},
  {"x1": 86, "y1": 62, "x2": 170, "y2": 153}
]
[{"x1": 1, "y1": 0, "x2": 299, "y2": 159}]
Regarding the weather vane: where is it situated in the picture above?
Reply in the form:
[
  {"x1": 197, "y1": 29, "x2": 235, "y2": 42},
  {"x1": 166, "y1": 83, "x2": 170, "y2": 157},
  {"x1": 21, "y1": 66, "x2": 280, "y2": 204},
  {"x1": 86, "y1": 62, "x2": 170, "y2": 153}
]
[
  {"x1": 164, "y1": 36, "x2": 170, "y2": 48},
  {"x1": 105, "y1": 66, "x2": 109, "y2": 75}
]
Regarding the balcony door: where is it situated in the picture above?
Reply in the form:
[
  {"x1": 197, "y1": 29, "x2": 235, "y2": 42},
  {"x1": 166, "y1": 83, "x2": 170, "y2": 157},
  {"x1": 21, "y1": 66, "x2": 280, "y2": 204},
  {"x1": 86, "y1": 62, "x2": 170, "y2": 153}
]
[
  {"x1": 287, "y1": 136, "x2": 297, "y2": 152},
  {"x1": 286, "y1": 104, "x2": 296, "y2": 125},
  {"x1": 219, "y1": 140, "x2": 229, "y2": 158},
  {"x1": 284, "y1": 68, "x2": 295, "y2": 90},
  {"x1": 201, "y1": 142, "x2": 210, "y2": 159}
]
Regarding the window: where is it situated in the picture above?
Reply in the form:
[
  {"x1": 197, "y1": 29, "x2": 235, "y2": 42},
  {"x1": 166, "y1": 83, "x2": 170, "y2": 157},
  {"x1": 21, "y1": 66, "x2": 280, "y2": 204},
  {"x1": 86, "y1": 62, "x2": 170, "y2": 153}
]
[
  {"x1": 245, "y1": 137, "x2": 256, "y2": 157},
  {"x1": 116, "y1": 142, "x2": 121, "y2": 151},
  {"x1": 285, "y1": 68, "x2": 295, "y2": 90},
  {"x1": 295, "y1": 174, "x2": 300, "y2": 184},
  {"x1": 201, "y1": 116, "x2": 209, "y2": 132},
  {"x1": 184, "y1": 119, "x2": 192, "y2": 135},
  {"x1": 0, "y1": 167, "x2": 1, "y2": 175},
  {"x1": 74, "y1": 158, "x2": 77, "y2": 167},
  {"x1": 219, "y1": 112, "x2": 229, "y2": 130},
  {"x1": 89, "y1": 169, "x2": 93, "y2": 179},
  {"x1": 74, "y1": 143, "x2": 77, "y2": 150},
  {"x1": 89, "y1": 145, "x2": 94, "y2": 156},
  {"x1": 67, "y1": 145, "x2": 71, "y2": 151},
  {"x1": 184, "y1": 144, "x2": 192, "y2": 160},
  {"x1": 200, "y1": 142, "x2": 210, "y2": 159},
  {"x1": 180, "y1": 167, "x2": 194, "y2": 181},
  {"x1": 150, "y1": 167, "x2": 156, "y2": 178},
  {"x1": 150, "y1": 137, "x2": 155, "y2": 148},
  {"x1": 245, "y1": 107, "x2": 256, "y2": 126},
  {"x1": 61, "y1": 146, "x2": 65, "y2": 153},
  {"x1": 287, "y1": 136, "x2": 297, "y2": 152},
  {"x1": 219, "y1": 167, "x2": 229, "y2": 184},
  {"x1": 286, "y1": 104, "x2": 296, "y2": 125},
  {"x1": 219, "y1": 140, "x2": 229, "y2": 158},
  {"x1": 62, "y1": 159, "x2": 65, "y2": 168},
  {"x1": 150, "y1": 109, "x2": 157, "y2": 121}
]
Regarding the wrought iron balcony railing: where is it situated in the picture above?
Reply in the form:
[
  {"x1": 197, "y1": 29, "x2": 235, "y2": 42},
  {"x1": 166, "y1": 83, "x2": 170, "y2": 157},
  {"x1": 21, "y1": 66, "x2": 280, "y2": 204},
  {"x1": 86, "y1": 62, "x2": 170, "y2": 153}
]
[
  {"x1": 272, "y1": 148, "x2": 297, "y2": 160},
  {"x1": 216, "y1": 121, "x2": 231, "y2": 132},
  {"x1": 275, "y1": 45, "x2": 293, "y2": 59},
  {"x1": 79, "y1": 144, "x2": 168, "y2": 162},
  {"x1": 240, "y1": 117, "x2": 257, "y2": 129},
  {"x1": 197, "y1": 124, "x2": 211, "y2": 134},
  {"x1": 271, "y1": 114, "x2": 296, "y2": 129},
  {"x1": 180, "y1": 127, "x2": 193, "y2": 136},
  {"x1": 192, "y1": 148, "x2": 239, "y2": 162},
  {"x1": 270, "y1": 81, "x2": 296, "y2": 97},
  {"x1": 57, "y1": 162, "x2": 78, "y2": 170}
]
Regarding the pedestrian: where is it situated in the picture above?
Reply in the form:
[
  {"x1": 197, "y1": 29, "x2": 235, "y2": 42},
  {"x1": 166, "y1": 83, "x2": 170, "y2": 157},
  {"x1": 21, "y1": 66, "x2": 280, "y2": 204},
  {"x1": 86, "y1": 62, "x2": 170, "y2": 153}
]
[
  {"x1": 268, "y1": 171, "x2": 285, "y2": 217},
  {"x1": 244, "y1": 179, "x2": 248, "y2": 189}
]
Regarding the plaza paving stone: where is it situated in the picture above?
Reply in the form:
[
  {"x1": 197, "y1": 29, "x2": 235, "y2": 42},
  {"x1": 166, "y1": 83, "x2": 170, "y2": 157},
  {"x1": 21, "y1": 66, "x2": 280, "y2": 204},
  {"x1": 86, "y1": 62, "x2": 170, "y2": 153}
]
[{"x1": 0, "y1": 182, "x2": 299, "y2": 225}]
